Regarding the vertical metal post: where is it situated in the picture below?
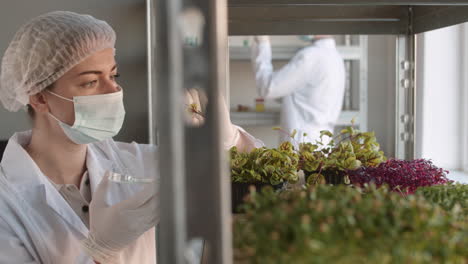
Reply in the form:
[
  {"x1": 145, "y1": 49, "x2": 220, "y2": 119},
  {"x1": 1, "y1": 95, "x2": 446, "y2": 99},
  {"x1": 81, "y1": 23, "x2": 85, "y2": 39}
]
[
  {"x1": 359, "y1": 35, "x2": 369, "y2": 132},
  {"x1": 184, "y1": 0, "x2": 232, "y2": 263},
  {"x1": 395, "y1": 8, "x2": 416, "y2": 160},
  {"x1": 225, "y1": 39, "x2": 231, "y2": 105},
  {"x1": 155, "y1": 0, "x2": 187, "y2": 263},
  {"x1": 343, "y1": 61, "x2": 352, "y2": 110},
  {"x1": 462, "y1": 24, "x2": 468, "y2": 172},
  {"x1": 414, "y1": 32, "x2": 424, "y2": 159},
  {"x1": 146, "y1": 0, "x2": 159, "y2": 259},
  {"x1": 147, "y1": 0, "x2": 156, "y2": 145},
  {"x1": 343, "y1": 35, "x2": 352, "y2": 112}
]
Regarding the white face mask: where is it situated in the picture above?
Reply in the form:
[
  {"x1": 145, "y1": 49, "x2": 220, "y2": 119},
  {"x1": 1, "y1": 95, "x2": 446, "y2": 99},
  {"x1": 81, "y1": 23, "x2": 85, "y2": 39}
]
[
  {"x1": 298, "y1": 35, "x2": 315, "y2": 42},
  {"x1": 46, "y1": 88, "x2": 126, "y2": 144}
]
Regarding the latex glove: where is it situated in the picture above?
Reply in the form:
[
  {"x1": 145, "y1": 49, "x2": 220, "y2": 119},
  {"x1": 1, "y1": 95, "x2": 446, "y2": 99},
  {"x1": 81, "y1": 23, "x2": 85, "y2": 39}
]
[
  {"x1": 185, "y1": 88, "x2": 207, "y2": 127},
  {"x1": 254, "y1": 35, "x2": 270, "y2": 43},
  {"x1": 184, "y1": 88, "x2": 239, "y2": 149},
  {"x1": 182, "y1": 88, "x2": 262, "y2": 151},
  {"x1": 219, "y1": 98, "x2": 265, "y2": 151},
  {"x1": 81, "y1": 172, "x2": 159, "y2": 263},
  {"x1": 218, "y1": 94, "x2": 240, "y2": 149}
]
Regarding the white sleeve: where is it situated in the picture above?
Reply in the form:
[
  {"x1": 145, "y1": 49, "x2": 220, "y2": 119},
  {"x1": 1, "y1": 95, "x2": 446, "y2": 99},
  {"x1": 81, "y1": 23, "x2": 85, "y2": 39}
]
[
  {"x1": 229, "y1": 125, "x2": 265, "y2": 152},
  {"x1": 251, "y1": 40, "x2": 312, "y2": 99},
  {"x1": 0, "y1": 216, "x2": 38, "y2": 264},
  {"x1": 113, "y1": 141, "x2": 158, "y2": 181}
]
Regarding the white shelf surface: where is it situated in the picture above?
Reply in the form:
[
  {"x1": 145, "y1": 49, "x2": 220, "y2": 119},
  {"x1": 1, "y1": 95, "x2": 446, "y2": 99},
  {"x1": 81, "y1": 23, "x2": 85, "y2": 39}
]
[
  {"x1": 229, "y1": 46, "x2": 362, "y2": 60},
  {"x1": 231, "y1": 110, "x2": 360, "y2": 127},
  {"x1": 447, "y1": 171, "x2": 468, "y2": 184}
]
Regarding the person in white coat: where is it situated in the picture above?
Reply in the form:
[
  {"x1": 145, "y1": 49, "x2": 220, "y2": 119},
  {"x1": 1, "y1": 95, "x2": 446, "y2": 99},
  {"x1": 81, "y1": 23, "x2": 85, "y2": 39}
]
[
  {"x1": 251, "y1": 35, "x2": 345, "y2": 145},
  {"x1": 0, "y1": 11, "x2": 260, "y2": 264}
]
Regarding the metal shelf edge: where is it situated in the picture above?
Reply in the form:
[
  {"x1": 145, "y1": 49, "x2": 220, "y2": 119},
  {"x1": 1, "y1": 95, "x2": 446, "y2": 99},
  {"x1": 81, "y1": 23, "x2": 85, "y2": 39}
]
[
  {"x1": 229, "y1": 45, "x2": 361, "y2": 60},
  {"x1": 231, "y1": 110, "x2": 360, "y2": 126}
]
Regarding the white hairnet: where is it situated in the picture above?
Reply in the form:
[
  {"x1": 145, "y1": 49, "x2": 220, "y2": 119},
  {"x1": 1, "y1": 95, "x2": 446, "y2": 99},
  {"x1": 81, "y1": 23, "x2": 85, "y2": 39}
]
[{"x1": 0, "y1": 11, "x2": 116, "y2": 112}]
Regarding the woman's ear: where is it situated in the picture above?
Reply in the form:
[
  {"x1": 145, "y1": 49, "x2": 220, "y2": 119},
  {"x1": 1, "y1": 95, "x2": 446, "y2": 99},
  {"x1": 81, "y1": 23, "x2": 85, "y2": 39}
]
[{"x1": 29, "y1": 92, "x2": 49, "y2": 114}]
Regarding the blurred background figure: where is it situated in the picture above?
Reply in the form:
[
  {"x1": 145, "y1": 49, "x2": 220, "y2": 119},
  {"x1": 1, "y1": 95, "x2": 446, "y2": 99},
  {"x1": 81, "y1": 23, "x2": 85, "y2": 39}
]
[{"x1": 251, "y1": 35, "x2": 345, "y2": 145}]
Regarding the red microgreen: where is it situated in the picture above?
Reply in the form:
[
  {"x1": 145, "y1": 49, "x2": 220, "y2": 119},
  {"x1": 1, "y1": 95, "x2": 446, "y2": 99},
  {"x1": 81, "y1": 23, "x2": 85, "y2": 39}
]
[{"x1": 348, "y1": 159, "x2": 452, "y2": 194}]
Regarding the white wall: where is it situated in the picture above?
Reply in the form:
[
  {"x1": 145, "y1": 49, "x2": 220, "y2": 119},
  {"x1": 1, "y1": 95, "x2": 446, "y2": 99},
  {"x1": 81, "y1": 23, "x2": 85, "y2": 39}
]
[
  {"x1": 416, "y1": 25, "x2": 463, "y2": 170},
  {"x1": 0, "y1": 0, "x2": 149, "y2": 143},
  {"x1": 229, "y1": 35, "x2": 397, "y2": 157}
]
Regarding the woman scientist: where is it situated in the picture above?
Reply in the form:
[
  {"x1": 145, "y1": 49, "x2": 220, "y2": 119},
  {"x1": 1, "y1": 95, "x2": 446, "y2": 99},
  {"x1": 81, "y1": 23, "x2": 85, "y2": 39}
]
[{"x1": 0, "y1": 11, "x2": 260, "y2": 263}]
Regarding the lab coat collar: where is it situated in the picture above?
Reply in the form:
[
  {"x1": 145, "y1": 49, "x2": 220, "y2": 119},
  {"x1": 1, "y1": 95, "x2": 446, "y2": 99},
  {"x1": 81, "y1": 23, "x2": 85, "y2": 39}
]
[
  {"x1": 0, "y1": 131, "x2": 114, "y2": 238},
  {"x1": 313, "y1": 38, "x2": 336, "y2": 49},
  {"x1": 1, "y1": 131, "x2": 42, "y2": 187}
]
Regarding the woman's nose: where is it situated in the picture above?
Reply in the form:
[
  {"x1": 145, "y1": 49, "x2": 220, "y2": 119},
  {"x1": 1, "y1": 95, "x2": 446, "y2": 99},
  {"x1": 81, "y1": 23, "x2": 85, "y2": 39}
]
[{"x1": 102, "y1": 78, "x2": 120, "y2": 94}]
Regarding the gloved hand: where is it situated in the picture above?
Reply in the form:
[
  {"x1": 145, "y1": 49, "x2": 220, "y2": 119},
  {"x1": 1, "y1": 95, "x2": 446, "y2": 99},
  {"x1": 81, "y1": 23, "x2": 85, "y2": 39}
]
[
  {"x1": 218, "y1": 93, "x2": 240, "y2": 149},
  {"x1": 81, "y1": 172, "x2": 159, "y2": 263},
  {"x1": 184, "y1": 88, "x2": 239, "y2": 149},
  {"x1": 185, "y1": 88, "x2": 207, "y2": 127},
  {"x1": 254, "y1": 35, "x2": 270, "y2": 43}
]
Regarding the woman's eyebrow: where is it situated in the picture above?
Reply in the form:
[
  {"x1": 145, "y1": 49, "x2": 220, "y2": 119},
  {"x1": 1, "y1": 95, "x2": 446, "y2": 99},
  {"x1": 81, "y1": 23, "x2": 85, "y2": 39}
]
[{"x1": 77, "y1": 64, "x2": 118, "y2": 76}]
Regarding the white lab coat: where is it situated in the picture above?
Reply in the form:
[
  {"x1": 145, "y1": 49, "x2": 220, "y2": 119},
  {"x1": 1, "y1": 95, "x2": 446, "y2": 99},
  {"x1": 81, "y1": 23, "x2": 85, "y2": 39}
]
[
  {"x1": 0, "y1": 131, "x2": 157, "y2": 263},
  {"x1": 251, "y1": 38, "x2": 345, "y2": 144}
]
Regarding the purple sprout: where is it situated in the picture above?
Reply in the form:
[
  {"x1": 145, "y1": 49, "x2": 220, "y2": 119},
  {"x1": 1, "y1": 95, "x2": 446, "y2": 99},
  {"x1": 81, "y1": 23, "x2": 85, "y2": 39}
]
[{"x1": 348, "y1": 159, "x2": 452, "y2": 194}]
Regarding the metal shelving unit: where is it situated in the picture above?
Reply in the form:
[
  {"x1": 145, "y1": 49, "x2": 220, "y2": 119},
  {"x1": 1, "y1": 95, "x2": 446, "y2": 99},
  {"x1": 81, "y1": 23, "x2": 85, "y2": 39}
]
[
  {"x1": 228, "y1": 35, "x2": 368, "y2": 132},
  {"x1": 149, "y1": 1, "x2": 468, "y2": 263},
  {"x1": 226, "y1": 0, "x2": 468, "y2": 161}
]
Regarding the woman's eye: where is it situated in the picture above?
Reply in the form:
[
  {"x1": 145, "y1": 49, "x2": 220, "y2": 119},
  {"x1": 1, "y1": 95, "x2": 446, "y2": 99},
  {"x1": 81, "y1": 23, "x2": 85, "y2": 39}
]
[
  {"x1": 82, "y1": 80, "x2": 98, "y2": 88},
  {"x1": 110, "y1": 73, "x2": 121, "y2": 81}
]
